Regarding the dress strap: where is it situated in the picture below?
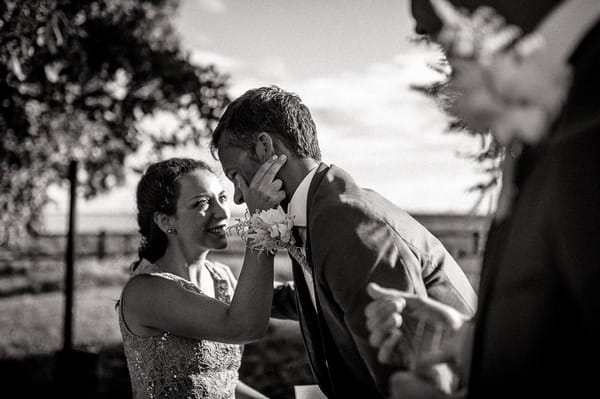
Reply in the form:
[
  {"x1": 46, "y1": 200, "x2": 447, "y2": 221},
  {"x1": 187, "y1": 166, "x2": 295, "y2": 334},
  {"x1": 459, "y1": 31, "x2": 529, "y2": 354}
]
[
  {"x1": 204, "y1": 261, "x2": 233, "y2": 303},
  {"x1": 132, "y1": 259, "x2": 202, "y2": 294}
]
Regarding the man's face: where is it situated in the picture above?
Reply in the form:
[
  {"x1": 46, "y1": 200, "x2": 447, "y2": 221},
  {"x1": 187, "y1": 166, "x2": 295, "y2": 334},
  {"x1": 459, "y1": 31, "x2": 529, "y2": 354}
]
[{"x1": 217, "y1": 137, "x2": 261, "y2": 205}]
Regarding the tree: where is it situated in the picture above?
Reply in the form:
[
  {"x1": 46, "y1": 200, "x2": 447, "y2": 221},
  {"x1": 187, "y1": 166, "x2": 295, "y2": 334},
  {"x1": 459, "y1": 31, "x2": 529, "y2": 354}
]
[
  {"x1": 410, "y1": 43, "x2": 504, "y2": 214},
  {"x1": 0, "y1": 0, "x2": 229, "y2": 246}
]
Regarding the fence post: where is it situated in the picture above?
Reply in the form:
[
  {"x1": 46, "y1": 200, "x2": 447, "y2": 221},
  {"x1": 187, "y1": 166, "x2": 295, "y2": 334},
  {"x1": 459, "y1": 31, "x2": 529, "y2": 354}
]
[
  {"x1": 473, "y1": 231, "x2": 480, "y2": 254},
  {"x1": 63, "y1": 160, "x2": 77, "y2": 354},
  {"x1": 58, "y1": 159, "x2": 77, "y2": 395},
  {"x1": 97, "y1": 231, "x2": 106, "y2": 259}
]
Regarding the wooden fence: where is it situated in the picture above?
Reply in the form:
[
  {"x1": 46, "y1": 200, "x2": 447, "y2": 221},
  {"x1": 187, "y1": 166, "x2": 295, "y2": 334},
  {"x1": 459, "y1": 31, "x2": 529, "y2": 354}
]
[{"x1": 16, "y1": 214, "x2": 491, "y2": 261}]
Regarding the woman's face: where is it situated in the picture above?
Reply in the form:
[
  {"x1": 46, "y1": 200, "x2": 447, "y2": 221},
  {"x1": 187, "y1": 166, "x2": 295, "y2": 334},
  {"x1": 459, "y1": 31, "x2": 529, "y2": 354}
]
[{"x1": 171, "y1": 168, "x2": 230, "y2": 260}]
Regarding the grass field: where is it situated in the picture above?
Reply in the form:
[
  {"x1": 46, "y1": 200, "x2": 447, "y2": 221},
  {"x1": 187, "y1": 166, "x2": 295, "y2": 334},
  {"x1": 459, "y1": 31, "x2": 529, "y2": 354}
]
[
  {"x1": 0, "y1": 284, "x2": 314, "y2": 398},
  {"x1": 0, "y1": 254, "x2": 313, "y2": 398},
  {"x1": 0, "y1": 241, "x2": 482, "y2": 397},
  {"x1": 0, "y1": 286, "x2": 122, "y2": 358}
]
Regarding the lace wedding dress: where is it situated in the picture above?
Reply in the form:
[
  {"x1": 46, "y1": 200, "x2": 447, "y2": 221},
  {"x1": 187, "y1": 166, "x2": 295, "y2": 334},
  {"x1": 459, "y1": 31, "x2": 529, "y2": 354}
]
[{"x1": 118, "y1": 259, "x2": 242, "y2": 398}]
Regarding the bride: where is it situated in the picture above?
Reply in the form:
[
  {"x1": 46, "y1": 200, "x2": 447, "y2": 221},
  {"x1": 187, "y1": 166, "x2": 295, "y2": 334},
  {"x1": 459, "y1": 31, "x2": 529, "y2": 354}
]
[{"x1": 117, "y1": 155, "x2": 286, "y2": 398}]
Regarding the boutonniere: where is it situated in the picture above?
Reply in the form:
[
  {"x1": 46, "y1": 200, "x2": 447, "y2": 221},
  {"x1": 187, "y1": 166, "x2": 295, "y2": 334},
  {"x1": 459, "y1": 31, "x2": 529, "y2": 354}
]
[
  {"x1": 430, "y1": 0, "x2": 572, "y2": 147},
  {"x1": 227, "y1": 206, "x2": 307, "y2": 266}
]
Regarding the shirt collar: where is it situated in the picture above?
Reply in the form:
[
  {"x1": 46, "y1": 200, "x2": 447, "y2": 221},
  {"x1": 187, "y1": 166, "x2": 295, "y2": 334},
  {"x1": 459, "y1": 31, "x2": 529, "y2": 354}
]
[{"x1": 287, "y1": 165, "x2": 319, "y2": 227}]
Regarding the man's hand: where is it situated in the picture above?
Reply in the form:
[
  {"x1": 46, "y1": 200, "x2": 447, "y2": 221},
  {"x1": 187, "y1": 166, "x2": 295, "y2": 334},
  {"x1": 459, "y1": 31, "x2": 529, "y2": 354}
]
[
  {"x1": 365, "y1": 283, "x2": 471, "y2": 394},
  {"x1": 235, "y1": 154, "x2": 287, "y2": 214},
  {"x1": 364, "y1": 285, "x2": 408, "y2": 365},
  {"x1": 388, "y1": 371, "x2": 466, "y2": 399},
  {"x1": 365, "y1": 283, "x2": 469, "y2": 366}
]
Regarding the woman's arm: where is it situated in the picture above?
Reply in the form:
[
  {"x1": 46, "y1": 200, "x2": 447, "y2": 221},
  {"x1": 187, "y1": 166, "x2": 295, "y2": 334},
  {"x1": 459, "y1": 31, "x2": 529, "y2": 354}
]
[
  {"x1": 122, "y1": 249, "x2": 273, "y2": 344},
  {"x1": 122, "y1": 155, "x2": 287, "y2": 344}
]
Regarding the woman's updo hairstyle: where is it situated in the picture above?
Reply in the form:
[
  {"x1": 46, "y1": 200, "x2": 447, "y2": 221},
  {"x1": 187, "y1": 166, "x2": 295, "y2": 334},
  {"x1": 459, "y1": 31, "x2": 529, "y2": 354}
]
[{"x1": 134, "y1": 158, "x2": 213, "y2": 268}]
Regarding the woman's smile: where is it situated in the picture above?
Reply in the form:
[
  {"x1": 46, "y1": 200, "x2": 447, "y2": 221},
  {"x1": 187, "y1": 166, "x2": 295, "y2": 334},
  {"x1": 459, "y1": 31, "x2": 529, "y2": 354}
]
[{"x1": 205, "y1": 222, "x2": 227, "y2": 235}]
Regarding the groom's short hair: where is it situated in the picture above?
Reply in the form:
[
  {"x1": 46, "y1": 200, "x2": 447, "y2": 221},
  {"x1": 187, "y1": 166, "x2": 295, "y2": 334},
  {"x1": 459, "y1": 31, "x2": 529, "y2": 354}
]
[{"x1": 212, "y1": 86, "x2": 322, "y2": 161}]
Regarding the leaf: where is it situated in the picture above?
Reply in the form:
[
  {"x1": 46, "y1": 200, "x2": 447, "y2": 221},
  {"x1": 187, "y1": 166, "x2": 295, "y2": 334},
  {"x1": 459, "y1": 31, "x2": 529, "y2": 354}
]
[
  {"x1": 9, "y1": 53, "x2": 25, "y2": 81},
  {"x1": 0, "y1": 0, "x2": 230, "y2": 247}
]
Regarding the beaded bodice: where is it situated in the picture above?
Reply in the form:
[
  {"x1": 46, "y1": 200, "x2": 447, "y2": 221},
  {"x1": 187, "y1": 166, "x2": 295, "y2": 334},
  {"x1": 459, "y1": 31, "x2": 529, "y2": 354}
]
[{"x1": 118, "y1": 259, "x2": 242, "y2": 399}]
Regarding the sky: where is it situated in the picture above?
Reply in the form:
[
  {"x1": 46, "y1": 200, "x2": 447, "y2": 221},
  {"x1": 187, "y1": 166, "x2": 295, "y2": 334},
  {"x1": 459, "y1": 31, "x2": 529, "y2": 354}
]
[{"x1": 46, "y1": 0, "x2": 497, "y2": 224}]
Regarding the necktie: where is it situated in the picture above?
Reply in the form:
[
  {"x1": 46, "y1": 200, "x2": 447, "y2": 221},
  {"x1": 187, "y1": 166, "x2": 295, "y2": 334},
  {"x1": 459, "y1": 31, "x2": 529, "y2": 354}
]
[
  {"x1": 294, "y1": 226, "x2": 307, "y2": 248},
  {"x1": 292, "y1": 226, "x2": 317, "y2": 311}
]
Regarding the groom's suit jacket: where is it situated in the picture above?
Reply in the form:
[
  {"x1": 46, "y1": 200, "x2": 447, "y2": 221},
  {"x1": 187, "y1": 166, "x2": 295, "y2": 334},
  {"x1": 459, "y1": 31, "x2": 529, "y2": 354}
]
[{"x1": 273, "y1": 164, "x2": 477, "y2": 398}]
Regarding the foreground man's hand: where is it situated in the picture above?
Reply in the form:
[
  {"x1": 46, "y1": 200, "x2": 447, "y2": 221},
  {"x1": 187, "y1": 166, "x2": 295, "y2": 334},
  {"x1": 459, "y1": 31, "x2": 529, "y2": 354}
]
[
  {"x1": 388, "y1": 371, "x2": 466, "y2": 399},
  {"x1": 365, "y1": 283, "x2": 472, "y2": 394}
]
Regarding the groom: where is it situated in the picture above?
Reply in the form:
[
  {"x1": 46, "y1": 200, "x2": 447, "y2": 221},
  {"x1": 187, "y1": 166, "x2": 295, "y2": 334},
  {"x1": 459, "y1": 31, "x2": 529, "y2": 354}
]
[{"x1": 212, "y1": 86, "x2": 477, "y2": 398}]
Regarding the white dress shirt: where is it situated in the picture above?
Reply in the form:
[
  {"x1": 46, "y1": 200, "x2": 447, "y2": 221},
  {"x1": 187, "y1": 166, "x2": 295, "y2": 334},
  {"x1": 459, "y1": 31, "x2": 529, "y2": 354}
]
[{"x1": 287, "y1": 165, "x2": 319, "y2": 311}]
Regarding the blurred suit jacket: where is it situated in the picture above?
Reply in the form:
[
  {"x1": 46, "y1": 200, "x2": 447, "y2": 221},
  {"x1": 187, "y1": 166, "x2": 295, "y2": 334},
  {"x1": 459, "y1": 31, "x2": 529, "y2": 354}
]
[
  {"x1": 411, "y1": 1, "x2": 600, "y2": 397},
  {"x1": 272, "y1": 164, "x2": 477, "y2": 398},
  {"x1": 470, "y1": 20, "x2": 600, "y2": 399}
]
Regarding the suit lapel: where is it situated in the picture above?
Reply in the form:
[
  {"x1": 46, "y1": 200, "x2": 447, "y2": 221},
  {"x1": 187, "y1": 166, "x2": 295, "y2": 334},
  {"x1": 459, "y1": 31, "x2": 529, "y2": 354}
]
[
  {"x1": 303, "y1": 163, "x2": 342, "y2": 396},
  {"x1": 304, "y1": 163, "x2": 330, "y2": 264},
  {"x1": 292, "y1": 162, "x2": 329, "y2": 313},
  {"x1": 292, "y1": 163, "x2": 333, "y2": 395}
]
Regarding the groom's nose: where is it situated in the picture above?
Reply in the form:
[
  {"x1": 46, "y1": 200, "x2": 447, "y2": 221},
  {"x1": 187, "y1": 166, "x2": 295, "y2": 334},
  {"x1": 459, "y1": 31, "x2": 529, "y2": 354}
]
[{"x1": 233, "y1": 185, "x2": 245, "y2": 205}]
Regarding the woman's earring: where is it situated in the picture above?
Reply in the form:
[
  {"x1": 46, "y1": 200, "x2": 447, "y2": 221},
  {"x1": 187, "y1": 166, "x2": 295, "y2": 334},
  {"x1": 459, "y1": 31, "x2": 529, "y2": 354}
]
[{"x1": 167, "y1": 228, "x2": 174, "y2": 234}]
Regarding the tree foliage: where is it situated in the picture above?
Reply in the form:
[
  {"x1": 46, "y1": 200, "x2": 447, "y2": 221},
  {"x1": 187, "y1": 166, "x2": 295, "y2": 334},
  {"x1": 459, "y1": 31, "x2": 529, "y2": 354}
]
[
  {"x1": 0, "y1": 0, "x2": 230, "y2": 245},
  {"x1": 410, "y1": 43, "x2": 504, "y2": 213}
]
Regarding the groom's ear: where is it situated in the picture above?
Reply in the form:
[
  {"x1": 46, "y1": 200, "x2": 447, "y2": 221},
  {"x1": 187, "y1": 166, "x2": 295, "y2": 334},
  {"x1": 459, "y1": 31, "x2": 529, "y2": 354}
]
[{"x1": 254, "y1": 132, "x2": 275, "y2": 163}]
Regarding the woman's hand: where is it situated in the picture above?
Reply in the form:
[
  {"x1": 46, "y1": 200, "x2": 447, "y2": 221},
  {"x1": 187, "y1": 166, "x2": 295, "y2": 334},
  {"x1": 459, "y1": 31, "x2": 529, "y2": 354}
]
[{"x1": 234, "y1": 154, "x2": 287, "y2": 214}]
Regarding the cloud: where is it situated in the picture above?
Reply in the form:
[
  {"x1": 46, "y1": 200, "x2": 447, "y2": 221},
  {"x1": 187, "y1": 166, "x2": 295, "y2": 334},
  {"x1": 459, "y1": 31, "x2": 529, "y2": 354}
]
[
  {"x1": 273, "y1": 48, "x2": 490, "y2": 213},
  {"x1": 53, "y1": 46, "x2": 493, "y2": 216},
  {"x1": 197, "y1": 0, "x2": 227, "y2": 14},
  {"x1": 297, "y1": 49, "x2": 448, "y2": 135},
  {"x1": 190, "y1": 50, "x2": 240, "y2": 72},
  {"x1": 214, "y1": 47, "x2": 452, "y2": 141},
  {"x1": 185, "y1": 46, "x2": 492, "y2": 214}
]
